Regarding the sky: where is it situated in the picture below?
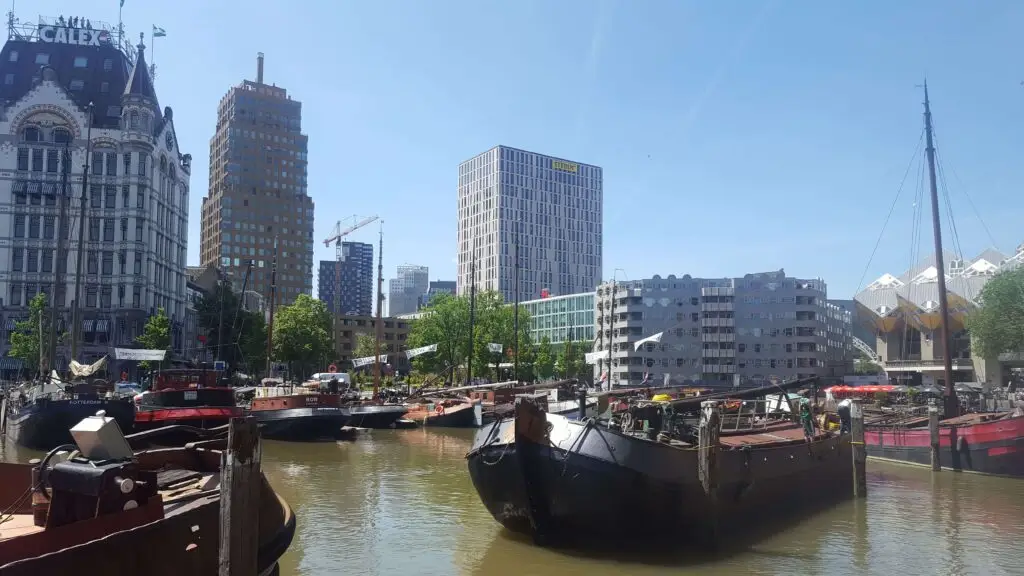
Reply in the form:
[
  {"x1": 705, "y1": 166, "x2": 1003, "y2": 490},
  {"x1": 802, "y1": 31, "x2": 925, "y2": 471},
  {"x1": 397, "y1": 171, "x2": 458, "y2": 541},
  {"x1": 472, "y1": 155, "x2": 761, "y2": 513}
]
[{"x1": 23, "y1": 0, "x2": 1024, "y2": 300}]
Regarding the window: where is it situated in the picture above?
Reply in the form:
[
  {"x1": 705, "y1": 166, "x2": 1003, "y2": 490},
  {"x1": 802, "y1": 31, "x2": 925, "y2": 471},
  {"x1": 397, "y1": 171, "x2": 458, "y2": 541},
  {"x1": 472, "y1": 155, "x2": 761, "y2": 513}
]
[
  {"x1": 103, "y1": 219, "x2": 114, "y2": 241},
  {"x1": 87, "y1": 251, "x2": 98, "y2": 275},
  {"x1": 28, "y1": 216, "x2": 40, "y2": 238},
  {"x1": 102, "y1": 251, "x2": 113, "y2": 275},
  {"x1": 10, "y1": 284, "x2": 21, "y2": 306},
  {"x1": 90, "y1": 185, "x2": 102, "y2": 208},
  {"x1": 138, "y1": 155, "x2": 147, "y2": 177},
  {"x1": 41, "y1": 250, "x2": 53, "y2": 273},
  {"x1": 31, "y1": 148, "x2": 43, "y2": 171},
  {"x1": 73, "y1": 56, "x2": 88, "y2": 68},
  {"x1": 105, "y1": 153, "x2": 117, "y2": 176},
  {"x1": 43, "y1": 216, "x2": 55, "y2": 239},
  {"x1": 46, "y1": 149, "x2": 59, "y2": 172},
  {"x1": 136, "y1": 189, "x2": 145, "y2": 209},
  {"x1": 129, "y1": 111, "x2": 139, "y2": 130},
  {"x1": 16, "y1": 148, "x2": 28, "y2": 170},
  {"x1": 86, "y1": 287, "x2": 97, "y2": 308},
  {"x1": 122, "y1": 185, "x2": 130, "y2": 208},
  {"x1": 24, "y1": 285, "x2": 36, "y2": 304},
  {"x1": 104, "y1": 186, "x2": 116, "y2": 209},
  {"x1": 89, "y1": 217, "x2": 100, "y2": 241},
  {"x1": 100, "y1": 286, "x2": 112, "y2": 308},
  {"x1": 135, "y1": 219, "x2": 143, "y2": 241},
  {"x1": 132, "y1": 285, "x2": 141, "y2": 307},
  {"x1": 120, "y1": 218, "x2": 128, "y2": 241},
  {"x1": 35, "y1": 53, "x2": 49, "y2": 65},
  {"x1": 11, "y1": 248, "x2": 23, "y2": 272},
  {"x1": 26, "y1": 249, "x2": 37, "y2": 273},
  {"x1": 14, "y1": 192, "x2": 25, "y2": 205},
  {"x1": 53, "y1": 128, "x2": 70, "y2": 144},
  {"x1": 103, "y1": 58, "x2": 112, "y2": 71},
  {"x1": 8, "y1": 51, "x2": 17, "y2": 62},
  {"x1": 13, "y1": 215, "x2": 25, "y2": 237},
  {"x1": 123, "y1": 153, "x2": 132, "y2": 174},
  {"x1": 69, "y1": 80, "x2": 85, "y2": 91},
  {"x1": 100, "y1": 82, "x2": 109, "y2": 93},
  {"x1": 119, "y1": 250, "x2": 127, "y2": 274},
  {"x1": 91, "y1": 152, "x2": 103, "y2": 175},
  {"x1": 3, "y1": 74, "x2": 12, "y2": 85},
  {"x1": 133, "y1": 255, "x2": 142, "y2": 275}
]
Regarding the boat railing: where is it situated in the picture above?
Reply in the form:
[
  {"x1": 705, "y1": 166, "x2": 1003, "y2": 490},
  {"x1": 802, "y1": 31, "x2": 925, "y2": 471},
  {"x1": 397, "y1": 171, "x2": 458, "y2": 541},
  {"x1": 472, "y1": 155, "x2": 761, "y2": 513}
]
[{"x1": 717, "y1": 397, "x2": 798, "y2": 433}]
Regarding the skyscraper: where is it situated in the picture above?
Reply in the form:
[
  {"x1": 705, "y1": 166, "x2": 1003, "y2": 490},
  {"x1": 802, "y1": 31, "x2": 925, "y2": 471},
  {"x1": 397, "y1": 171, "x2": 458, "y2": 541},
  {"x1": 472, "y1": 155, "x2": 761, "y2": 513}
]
[
  {"x1": 457, "y1": 145, "x2": 602, "y2": 303},
  {"x1": 200, "y1": 53, "x2": 313, "y2": 307},
  {"x1": 318, "y1": 241, "x2": 374, "y2": 316},
  {"x1": 0, "y1": 18, "x2": 191, "y2": 376},
  {"x1": 388, "y1": 265, "x2": 429, "y2": 316}
]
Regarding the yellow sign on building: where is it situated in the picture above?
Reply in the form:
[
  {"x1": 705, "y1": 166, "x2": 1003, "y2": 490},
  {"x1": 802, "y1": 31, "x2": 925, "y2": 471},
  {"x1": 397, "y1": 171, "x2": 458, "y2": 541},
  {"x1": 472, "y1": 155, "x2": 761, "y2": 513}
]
[{"x1": 551, "y1": 160, "x2": 578, "y2": 173}]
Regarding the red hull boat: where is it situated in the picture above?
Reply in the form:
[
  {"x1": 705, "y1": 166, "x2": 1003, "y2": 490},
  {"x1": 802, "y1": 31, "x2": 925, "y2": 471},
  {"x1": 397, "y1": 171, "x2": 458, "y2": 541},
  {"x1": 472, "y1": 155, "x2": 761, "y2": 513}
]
[{"x1": 134, "y1": 369, "x2": 242, "y2": 445}]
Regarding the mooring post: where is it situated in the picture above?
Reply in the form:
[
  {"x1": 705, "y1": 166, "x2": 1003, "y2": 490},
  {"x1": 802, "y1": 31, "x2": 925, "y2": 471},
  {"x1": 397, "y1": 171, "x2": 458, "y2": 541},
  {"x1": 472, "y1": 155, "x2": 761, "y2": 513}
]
[
  {"x1": 928, "y1": 402, "x2": 941, "y2": 472},
  {"x1": 697, "y1": 400, "x2": 722, "y2": 544},
  {"x1": 219, "y1": 416, "x2": 262, "y2": 576},
  {"x1": 850, "y1": 399, "x2": 867, "y2": 498},
  {"x1": 577, "y1": 387, "x2": 587, "y2": 420}
]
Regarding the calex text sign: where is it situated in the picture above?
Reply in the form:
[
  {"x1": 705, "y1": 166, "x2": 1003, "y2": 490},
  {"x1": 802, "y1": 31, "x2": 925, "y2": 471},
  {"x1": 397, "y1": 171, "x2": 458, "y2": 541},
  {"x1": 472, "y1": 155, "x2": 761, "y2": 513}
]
[{"x1": 38, "y1": 26, "x2": 111, "y2": 46}]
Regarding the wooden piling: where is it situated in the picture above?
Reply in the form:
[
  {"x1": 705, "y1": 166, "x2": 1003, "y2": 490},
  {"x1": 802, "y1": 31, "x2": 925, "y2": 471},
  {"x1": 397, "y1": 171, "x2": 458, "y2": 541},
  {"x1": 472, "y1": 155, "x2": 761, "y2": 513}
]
[
  {"x1": 218, "y1": 417, "x2": 262, "y2": 576},
  {"x1": 697, "y1": 400, "x2": 721, "y2": 544},
  {"x1": 928, "y1": 403, "x2": 941, "y2": 472},
  {"x1": 850, "y1": 399, "x2": 867, "y2": 498}
]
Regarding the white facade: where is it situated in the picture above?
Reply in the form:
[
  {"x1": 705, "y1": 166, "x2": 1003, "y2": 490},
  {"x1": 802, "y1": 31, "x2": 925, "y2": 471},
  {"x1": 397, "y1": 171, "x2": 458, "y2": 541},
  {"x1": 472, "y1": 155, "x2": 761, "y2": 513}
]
[
  {"x1": 457, "y1": 145, "x2": 602, "y2": 303},
  {"x1": 0, "y1": 52, "x2": 189, "y2": 368}
]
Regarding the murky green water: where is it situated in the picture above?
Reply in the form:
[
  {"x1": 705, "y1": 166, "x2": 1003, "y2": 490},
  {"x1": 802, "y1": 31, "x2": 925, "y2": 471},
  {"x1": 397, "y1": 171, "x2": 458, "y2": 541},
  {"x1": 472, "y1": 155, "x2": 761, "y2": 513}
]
[{"x1": 5, "y1": 429, "x2": 1021, "y2": 576}]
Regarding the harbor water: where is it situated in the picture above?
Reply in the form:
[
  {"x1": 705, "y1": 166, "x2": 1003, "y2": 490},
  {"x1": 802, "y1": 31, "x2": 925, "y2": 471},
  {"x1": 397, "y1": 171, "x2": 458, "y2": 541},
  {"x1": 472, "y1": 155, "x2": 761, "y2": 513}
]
[{"x1": 5, "y1": 428, "x2": 1021, "y2": 576}]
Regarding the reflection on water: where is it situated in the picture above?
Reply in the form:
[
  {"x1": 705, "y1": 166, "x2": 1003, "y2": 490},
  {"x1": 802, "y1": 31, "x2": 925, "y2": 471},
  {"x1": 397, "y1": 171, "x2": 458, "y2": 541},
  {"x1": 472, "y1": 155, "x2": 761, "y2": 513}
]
[
  {"x1": 5, "y1": 429, "x2": 1020, "y2": 576},
  {"x1": 261, "y1": 430, "x2": 1024, "y2": 576}
]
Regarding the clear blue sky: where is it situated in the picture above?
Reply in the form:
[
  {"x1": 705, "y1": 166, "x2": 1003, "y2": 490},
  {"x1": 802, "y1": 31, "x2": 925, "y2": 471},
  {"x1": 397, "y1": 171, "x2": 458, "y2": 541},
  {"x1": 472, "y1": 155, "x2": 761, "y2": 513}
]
[{"x1": 28, "y1": 0, "x2": 1024, "y2": 299}]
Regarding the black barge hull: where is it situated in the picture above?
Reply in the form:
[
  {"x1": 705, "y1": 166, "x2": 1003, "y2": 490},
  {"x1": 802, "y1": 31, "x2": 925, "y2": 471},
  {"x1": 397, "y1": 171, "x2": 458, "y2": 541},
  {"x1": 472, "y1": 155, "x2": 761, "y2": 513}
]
[
  {"x1": 467, "y1": 405, "x2": 852, "y2": 547},
  {"x1": 251, "y1": 407, "x2": 351, "y2": 441},
  {"x1": 5, "y1": 398, "x2": 136, "y2": 450},
  {"x1": 345, "y1": 405, "x2": 407, "y2": 429}
]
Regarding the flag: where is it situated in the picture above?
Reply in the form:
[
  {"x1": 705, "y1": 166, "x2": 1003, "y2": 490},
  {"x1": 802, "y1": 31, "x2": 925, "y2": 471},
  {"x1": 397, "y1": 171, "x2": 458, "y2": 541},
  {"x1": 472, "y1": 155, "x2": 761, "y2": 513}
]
[
  {"x1": 120, "y1": 0, "x2": 125, "y2": 7},
  {"x1": 152, "y1": 25, "x2": 166, "y2": 38}
]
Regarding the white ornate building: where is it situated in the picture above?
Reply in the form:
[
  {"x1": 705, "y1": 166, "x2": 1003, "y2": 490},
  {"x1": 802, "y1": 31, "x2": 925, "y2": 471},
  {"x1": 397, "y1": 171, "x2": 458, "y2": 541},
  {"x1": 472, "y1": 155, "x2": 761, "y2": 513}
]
[{"x1": 0, "y1": 22, "x2": 190, "y2": 378}]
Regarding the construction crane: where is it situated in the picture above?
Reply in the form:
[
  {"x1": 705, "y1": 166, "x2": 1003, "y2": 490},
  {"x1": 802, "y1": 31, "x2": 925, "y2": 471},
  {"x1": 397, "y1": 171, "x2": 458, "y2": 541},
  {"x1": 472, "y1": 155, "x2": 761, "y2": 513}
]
[{"x1": 323, "y1": 215, "x2": 379, "y2": 317}]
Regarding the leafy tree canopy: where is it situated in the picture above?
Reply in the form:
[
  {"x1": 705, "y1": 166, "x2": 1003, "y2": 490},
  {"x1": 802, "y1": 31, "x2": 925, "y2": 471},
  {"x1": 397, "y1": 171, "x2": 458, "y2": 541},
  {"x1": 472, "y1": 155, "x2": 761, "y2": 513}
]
[
  {"x1": 273, "y1": 294, "x2": 334, "y2": 380},
  {"x1": 555, "y1": 340, "x2": 589, "y2": 382},
  {"x1": 534, "y1": 336, "x2": 554, "y2": 380},
  {"x1": 967, "y1": 267, "x2": 1024, "y2": 360},
  {"x1": 9, "y1": 292, "x2": 65, "y2": 376},
  {"x1": 136, "y1": 307, "x2": 172, "y2": 370},
  {"x1": 193, "y1": 278, "x2": 267, "y2": 373}
]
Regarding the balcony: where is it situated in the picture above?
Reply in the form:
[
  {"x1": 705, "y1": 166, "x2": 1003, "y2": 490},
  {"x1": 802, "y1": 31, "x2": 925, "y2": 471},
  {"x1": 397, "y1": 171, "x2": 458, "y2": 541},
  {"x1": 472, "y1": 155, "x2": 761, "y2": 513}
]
[{"x1": 882, "y1": 358, "x2": 975, "y2": 372}]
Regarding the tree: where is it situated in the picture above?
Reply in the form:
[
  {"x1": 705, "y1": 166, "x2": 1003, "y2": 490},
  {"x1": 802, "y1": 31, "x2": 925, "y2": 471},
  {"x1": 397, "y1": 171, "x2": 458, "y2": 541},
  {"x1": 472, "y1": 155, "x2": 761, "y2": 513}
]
[
  {"x1": 193, "y1": 279, "x2": 268, "y2": 373},
  {"x1": 555, "y1": 340, "x2": 587, "y2": 380},
  {"x1": 272, "y1": 294, "x2": 334, "y2": 380},
  {"x1": 9, "y1": 292, "x2": 64, "y2": 376},
  {"x1": 136, "y1": 307, "x2": 172, "y2": 370},
  {"x1": 407, "y1": 290, "x2": 532, "y2": 384},
  {"x1": 535, "y1": 336, "x2": 554, "y2": 380},
  {"x1": 355, "y1": 332, "x2": 389, "y2": 360},
  {"x1": 967, "y1": 267, "x2": 1024, "y2": 360},
  {"x1": 237, "y1": 311, "x2": 268, "y2": 376},
  {"x1": 853, "y1": 352, "x2": 883, "y2": 375}
]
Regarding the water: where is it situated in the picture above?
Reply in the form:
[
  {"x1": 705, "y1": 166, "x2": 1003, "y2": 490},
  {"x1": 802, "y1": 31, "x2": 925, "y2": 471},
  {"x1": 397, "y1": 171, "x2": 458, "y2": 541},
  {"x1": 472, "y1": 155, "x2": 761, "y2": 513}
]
[{"x1": 5, "y1": 430, "x2": 1022, "y2": 576}]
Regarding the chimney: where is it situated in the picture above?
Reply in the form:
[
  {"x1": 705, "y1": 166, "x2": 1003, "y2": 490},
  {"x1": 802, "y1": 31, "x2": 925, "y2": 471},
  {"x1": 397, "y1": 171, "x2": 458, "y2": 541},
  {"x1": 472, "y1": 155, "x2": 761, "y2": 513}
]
[{"x1": 257, "y1": 52, "x2": 264, "y2": 84}]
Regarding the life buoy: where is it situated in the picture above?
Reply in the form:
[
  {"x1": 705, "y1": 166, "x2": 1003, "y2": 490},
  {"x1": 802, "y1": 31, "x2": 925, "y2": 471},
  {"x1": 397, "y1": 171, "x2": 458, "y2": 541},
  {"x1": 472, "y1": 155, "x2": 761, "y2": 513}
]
[{"x1": 435, "y1": 404, "x2": 445, "y2": 416}]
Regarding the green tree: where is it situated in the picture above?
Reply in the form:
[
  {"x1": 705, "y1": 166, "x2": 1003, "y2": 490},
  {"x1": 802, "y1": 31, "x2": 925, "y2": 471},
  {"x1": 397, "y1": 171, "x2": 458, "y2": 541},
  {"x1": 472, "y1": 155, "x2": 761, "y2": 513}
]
[
  {"x1": 967, "y1": 267, "x2": 1024, "y2": 360},
  {"x1": 555, "y1": 340, "x2": 588, "y2": 381},
  {"x1": 534, "y1": 336, "x2": 555, "y2": 380},
  {"x1": 407, "y1": 293, "x2": 470, "y2": 382},
  {"x1": 272, "y1": 294, "x2": 334, "y2": 380},
  {"x1": 136, "y1": 307, "x2": 172, "y2": 370},
  {"x1": 853, "y1": 351, "x2": 883, "y2": 375},
  {"x1": 194, "y1": 279, "x2": 268, "y2": 373},
  {"x1": 354, "y1": 332, "x2": 376, "y2": 359},
  {"x1": 9, "y1": 292, "x2": 64, "y2": 376}
]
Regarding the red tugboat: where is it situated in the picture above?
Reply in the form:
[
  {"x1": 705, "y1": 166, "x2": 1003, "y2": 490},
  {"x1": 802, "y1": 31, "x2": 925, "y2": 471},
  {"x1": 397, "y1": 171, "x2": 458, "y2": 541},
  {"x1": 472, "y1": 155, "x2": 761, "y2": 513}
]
[
  {"x1": 133, "y1": 368, "x2": 242, "y2": 444},
  {"x1": 246, "y1": 379, "x2": 350, "y2": 441}
]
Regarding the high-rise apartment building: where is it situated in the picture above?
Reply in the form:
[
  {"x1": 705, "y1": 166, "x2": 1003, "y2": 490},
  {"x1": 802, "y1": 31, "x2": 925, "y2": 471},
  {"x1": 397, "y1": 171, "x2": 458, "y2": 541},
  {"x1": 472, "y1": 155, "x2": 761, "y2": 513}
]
[
  {"x1": 0, "y1": 18, "x2": 191, "y2": 377},
  {"x1": 200, "y1": 53, "x2": 313, "y2": 307},
  {"x1": 318, "y1": 241, "x2": 374, "y2": 315},
  {"x1": 387, "y1": 265, "x2": 428, "y2": 316},
  {"x1": 593, "y1": 271, "x2": 851, "y2": 388},
  {"x1": 423, "y1": 280, "x2": 456, "y2": 307},
  {"x1": 457, "y1": 145, "x2": 602, "y2": 303}
]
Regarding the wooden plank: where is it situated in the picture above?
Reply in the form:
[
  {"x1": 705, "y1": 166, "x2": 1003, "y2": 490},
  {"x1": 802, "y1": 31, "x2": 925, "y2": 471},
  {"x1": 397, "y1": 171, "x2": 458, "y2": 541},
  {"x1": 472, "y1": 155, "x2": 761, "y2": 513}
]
[
  {"x1": 218, "y1": 417, "x2": 261, "y2": 576},
  {"x1": 698, "y1": 400, "x2": 722, "y2": 544},
  {"x1": 851, "y1": 400, "x2": 867, "y2": 497},
  {"x1": 928, "y1": 404, "x2": 941, "y2": 471}
]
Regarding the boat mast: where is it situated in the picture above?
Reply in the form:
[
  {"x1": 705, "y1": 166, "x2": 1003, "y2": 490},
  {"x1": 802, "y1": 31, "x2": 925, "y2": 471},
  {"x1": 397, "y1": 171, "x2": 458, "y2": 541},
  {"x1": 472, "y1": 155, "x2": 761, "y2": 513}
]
[
  {"x1": 69, "y1": 103, "x2": 94, "y2": 365},
  {"x1": 373, "y1": 223, "x2": 383, "y2": 399},
  {"x1": 607, "y1": 278, "x2": 616, "y2": 389},
  {"x1": 265, "y1": 235, "x2": 278, "y2": 378},
  {"x1": 922, "y1": 81, "x2": 958, "y2": 419},
  {"x1": 46, "y1": 141, "x2": 72, "y2": 378},
  {"x1": 513, "y1": 237, "x2": 519, "y2": 384},
  {"x1": 466, "y1": 237, "x2": 476, "y2": 387}
]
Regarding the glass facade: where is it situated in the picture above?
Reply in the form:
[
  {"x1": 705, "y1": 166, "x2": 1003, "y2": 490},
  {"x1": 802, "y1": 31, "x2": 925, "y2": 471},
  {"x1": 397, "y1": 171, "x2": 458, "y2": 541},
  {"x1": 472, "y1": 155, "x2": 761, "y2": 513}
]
[{"x1": 522, "y1": 292, "x2": 595, "y2": 345}]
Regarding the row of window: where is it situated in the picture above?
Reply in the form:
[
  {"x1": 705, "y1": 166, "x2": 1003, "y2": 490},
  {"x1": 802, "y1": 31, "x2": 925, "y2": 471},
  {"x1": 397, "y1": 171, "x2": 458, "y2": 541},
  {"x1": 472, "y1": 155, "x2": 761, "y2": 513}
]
[
  {"x1": 8, "y1": 282, "x2": 142, "y2": 309},
  {"x1": 11, "y1": 247, "x2": 143, "y2": 276},
  {"x1": 11, "y1": 50, "x2": 114, "y2": 71}
]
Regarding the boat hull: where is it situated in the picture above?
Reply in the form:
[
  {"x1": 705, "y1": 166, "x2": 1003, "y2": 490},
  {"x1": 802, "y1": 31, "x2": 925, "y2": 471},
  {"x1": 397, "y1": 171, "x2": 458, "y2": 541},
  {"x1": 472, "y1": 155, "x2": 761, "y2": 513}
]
[
  {"x1": 467, "y1": 407, "x2": 852, "y2": 547},
  {"x1": 5, "y1": 399, "x2": 136, "y2": 451},
  {"x1": 345, "y1": 405, "x2": 407, "y2": 429},
  {"x1": 865, "y1": 415, "x2": 1024, "y2": 477},
  {"x1": 250, "y1": 407, "x2": 350, "y2": 441},
  {"x1": 406, "y1": 401, "x2": 482, "y2": 428},
  {"x1": 134, "y1": 407, "x2": 242, "y2": 446}
]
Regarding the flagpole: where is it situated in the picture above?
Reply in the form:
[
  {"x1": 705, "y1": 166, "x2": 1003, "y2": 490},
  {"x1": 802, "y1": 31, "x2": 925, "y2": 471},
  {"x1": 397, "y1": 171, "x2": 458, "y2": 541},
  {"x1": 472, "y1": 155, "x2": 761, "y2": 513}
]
[{"x1": 118, "y1": 1, "x2": 123, "y2": 48}]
